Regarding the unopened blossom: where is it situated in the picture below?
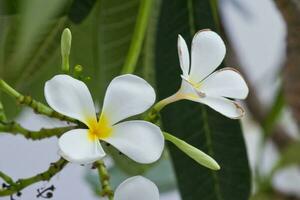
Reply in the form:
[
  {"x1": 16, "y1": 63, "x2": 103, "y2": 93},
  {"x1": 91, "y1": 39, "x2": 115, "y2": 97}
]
[
  {"x1": 44, "y1": 74, "x2": 164, "y2": 164},
  {"x1": 168, "y1": 30, "x2": 249, "y2": 119},
  {"x1": 114, "y1": 176, "x2": 159, "y2": 200}
]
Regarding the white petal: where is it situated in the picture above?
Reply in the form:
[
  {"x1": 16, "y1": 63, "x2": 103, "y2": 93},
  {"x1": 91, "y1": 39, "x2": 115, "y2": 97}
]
[
  {"x1": 58, "y1": 129, "x2": 105, "y2": 164},
  {"x1": 44, "y1": 75, "x2": 96, "y2": 124},
  {"x1": 101, "y1": 74, "x2": 155, "y2": 125},
  {"x1": 196, "y1": 96, "x2": 245, "y2": 119},
  {"x1": 103, "y1": 121, "x2": 164, "y2": 164},
  {"x1": 178, "y1": 77, "x2": 245, "y2": 119},
  {"x1": 178, "y1": 34, "x2": 190, "y2": 77},
  {"x1": 200, "y1": 68, "x2": 249, "y2": 99},
  {"x1": 115, "y1": 176, "x2": 159, "y2": 200},
  {"x1": 189, "y1": 30, "x2": 226, "y2": 82}
]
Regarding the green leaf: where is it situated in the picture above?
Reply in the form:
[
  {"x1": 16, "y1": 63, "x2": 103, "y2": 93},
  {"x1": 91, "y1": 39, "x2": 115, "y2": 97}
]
[
  {"x1": 69, "y1": 0, "x2": 141, "y2": 101},
  {"x1": 0, "y1": 0, "x2": 19, "y2": 15},
  {"x1": 68, "y1": 0, "x2": 97, "y2": 24},
  {"x1": 0, "y1": 0, "x2": 71, "y2": 117},
  {"x1": 154, "y1": 0, "x2": 251, "y2": 199}
]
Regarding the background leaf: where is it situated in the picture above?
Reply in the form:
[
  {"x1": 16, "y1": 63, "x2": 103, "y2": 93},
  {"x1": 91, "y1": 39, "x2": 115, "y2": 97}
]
[
  {"x1": 70, "y1": 0, "x2": 141, "y2": 101},
  {"x1": 154, "y1": 0, "x2": 251, "y2": 199}
]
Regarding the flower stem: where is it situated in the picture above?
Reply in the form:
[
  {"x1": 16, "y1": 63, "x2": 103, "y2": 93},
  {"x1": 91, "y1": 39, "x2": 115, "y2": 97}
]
[
  {"x1": 154, "y1": 93, "x2": 180, "y2": 112},
  {"x1": 0, "y1": 121, "x2": 76, "y2": 140},
  {"x1": 145, "y1": 93, "x2": 180, "y2": 123},
  {"x1": 0, "y1": 79, "x2": 76, "y2": 123},
  {"x1": 94, "y1": 160, "x2": 114, "y2": 200},
  {"x1": 0, "y1": 157, "x2": 68, "y2": 196}
]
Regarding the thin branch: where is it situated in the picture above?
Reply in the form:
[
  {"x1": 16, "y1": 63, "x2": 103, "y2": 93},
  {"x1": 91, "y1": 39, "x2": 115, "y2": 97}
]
[
  {"x1": 0, "y1": 121, "x2": 76, "y2": 140},
  {"x1": 93, "y1": 160, "x2": 114, "y2": 200},
  {"x1": 0, "y1": 172, "x2": 14, "y2": 185},
  {"x1": 0, "y1": 79, "x2": 77, "y2": 123},
  {"x1": 0, "y1": 157, "x2": 68, "y2": 196}
]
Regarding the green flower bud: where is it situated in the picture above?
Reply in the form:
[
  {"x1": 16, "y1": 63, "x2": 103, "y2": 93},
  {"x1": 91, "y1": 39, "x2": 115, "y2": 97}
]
[
  {"x1": 163, "y1": 132, "x2": 220, "y2": 170},
  {"x1": 61, "y1": 28, "x2": 72, "y2": 73}
]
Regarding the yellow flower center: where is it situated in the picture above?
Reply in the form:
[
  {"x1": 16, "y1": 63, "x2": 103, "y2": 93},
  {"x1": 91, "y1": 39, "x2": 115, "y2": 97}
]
[
  {"x1": 87, "y1": 115, "x2": 112, "y2": 141},
  {"x1": 188, "y1": 79, "x2": 202, "y2": 89}
]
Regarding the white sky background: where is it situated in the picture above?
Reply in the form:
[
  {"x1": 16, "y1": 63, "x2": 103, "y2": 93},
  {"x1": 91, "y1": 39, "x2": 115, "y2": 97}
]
[{"x1": 1, "y1": 0, "x2": 299, "y2": 199}]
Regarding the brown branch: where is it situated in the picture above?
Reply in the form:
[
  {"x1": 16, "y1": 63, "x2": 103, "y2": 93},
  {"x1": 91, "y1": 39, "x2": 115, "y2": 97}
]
[
  {"x1": 275, "y1": 0, "x2": 300, "y2": 125},
  {"x1": 225, "y1": 40, "x2": 294, "y2": 150}
]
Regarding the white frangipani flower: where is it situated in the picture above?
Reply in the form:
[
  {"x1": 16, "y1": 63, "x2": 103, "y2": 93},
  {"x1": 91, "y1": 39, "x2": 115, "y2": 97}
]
[
  {"x1": 114, "y1": 176, "x2": 159, "y2": 200},
  {"x1": 175, "y1": 30, "x2": 249, "y2": 119},
  {"x1": 44, "y1": 74, "x2": 164, "y2": 164}
]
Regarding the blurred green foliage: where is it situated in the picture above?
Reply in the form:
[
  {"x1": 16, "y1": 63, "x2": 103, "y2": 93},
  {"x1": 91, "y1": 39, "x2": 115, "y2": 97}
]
[{"x1": 0, "y1": 0, "x2": 251, "y2": 199}]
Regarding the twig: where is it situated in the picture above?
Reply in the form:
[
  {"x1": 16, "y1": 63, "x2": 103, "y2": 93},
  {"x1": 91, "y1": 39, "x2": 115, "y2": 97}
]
[
  {"x1": 0, "y1": 121, "x2": 76, "y2": 140},
  {"x1": 0, "y1": 79, "x2": 77, "y2": 123},
  {"x1": 0, "y1": 172, "x2": 14, "y2": 185},
  {"x1": 93, "y1": 160, "x2": 114, "y2": 200},
  {"x1": 0, "y1": 157, "x2": 68, "y2": 196}
]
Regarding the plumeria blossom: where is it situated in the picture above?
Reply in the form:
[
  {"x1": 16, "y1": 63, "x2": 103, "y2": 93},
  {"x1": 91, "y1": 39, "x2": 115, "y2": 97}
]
[
  {"x1": 44, "y1": 74, "x2": 164, "y2": 164},
  {"x1": 114, "y1": 176, "x2": 159, "y2": 200},
  {"x1": 175, "y1": 30, "x2": 249, "y2": 119}
]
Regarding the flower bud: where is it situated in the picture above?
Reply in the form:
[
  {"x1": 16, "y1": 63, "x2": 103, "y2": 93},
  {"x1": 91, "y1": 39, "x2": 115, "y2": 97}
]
[
  {"x1": 61, "y1": 28, "x2": 72, "y2": 73},
  {"x1": 163, "y1": 132, "x2": 220, "y2": 170}
]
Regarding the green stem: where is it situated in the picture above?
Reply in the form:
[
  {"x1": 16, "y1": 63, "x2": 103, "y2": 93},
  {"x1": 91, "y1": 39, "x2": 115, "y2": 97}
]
[
  {"x1": 121, "y1": 0, "x2": 154, "y2": 74},
  {"x1": 153, "y1": 93, "x2": 180, "y2": 112},
  {"x1": 0, "y1": 171, "x2": 14, "y2": 185},
  {"x1": 0, "y1": 100, "x2": 6, "y2": 121},
  {"x1": 0, "y1": 79, "x2": 77, "y2": 123},
  {"x1": 0, "y1": 121, "x2": 76, "y2": 140},
  {"x1": 145, "y1": 93, "x2": 180, "y2": 123},
  {"x1": 0, "y1": 158, "x2": 68, "y2": 196},
  {"x1": 94, "y1": 160, "x2": 114, "y2": 200}
]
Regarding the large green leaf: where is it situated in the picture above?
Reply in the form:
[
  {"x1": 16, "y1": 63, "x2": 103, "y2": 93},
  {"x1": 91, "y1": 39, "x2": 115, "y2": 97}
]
[
  {"x1": 69, "y1": 0, "x2": 141, "y2": 101},
  {"x1": 68, "y1": 0, "x2": 97, "y2": 23},
  {"x1": 0, "y1": 0, "x2": 19, "y2": 15},
  {"x1": 154, "y1": 0, "x2": 251, "y2": 199},
  {"x1": 0, "y1": 0, "x2": 71, "y2": 118},
  {"x1": 0, "y1": 0, "x2": 103, "y2": 105}
]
